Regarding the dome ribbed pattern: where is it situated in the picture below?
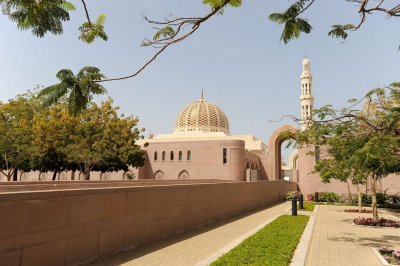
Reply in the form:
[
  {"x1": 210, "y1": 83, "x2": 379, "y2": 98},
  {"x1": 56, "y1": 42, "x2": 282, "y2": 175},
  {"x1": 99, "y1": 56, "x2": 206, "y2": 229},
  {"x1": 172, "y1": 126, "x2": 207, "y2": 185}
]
[{"x1": 175, "y1": 98, "x2": 230, "y2": 134}]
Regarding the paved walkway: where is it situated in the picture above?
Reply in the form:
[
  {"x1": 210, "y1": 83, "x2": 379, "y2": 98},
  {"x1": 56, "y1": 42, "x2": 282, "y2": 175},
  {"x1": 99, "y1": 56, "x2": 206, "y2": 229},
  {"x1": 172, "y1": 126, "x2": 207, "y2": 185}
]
[
  {"x1": 306, "y1": 205, "x2": 400, "y2": 266},
  {"x1": 92, "y1": 202, "x2": 292, "y2": 266},
  {"x1": 92, "y1": 203, "x2": 400, "y2": 266}
]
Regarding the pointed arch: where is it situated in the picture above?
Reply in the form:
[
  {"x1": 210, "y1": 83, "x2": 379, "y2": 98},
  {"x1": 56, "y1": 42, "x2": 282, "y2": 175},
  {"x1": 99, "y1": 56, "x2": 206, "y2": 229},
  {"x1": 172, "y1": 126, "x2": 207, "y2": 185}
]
[
  {"x1": 268, "y1": 124, "x2": 297, "y2": 180},
  {"x1": 100, "y1": 172, "x2": 110, "y2": 180},
  {"x1": 154, "y1": 170, "x2": 164, "y2": 180},
  {"x1": 78, "y1": 171, "x2": 85, "y2": 180},
  {"x1": 59, "y1": 171, "x2": 67, "y2": 180},
  {"x1": 178, "y1": 170, "x2": 189, "y2": 180}
]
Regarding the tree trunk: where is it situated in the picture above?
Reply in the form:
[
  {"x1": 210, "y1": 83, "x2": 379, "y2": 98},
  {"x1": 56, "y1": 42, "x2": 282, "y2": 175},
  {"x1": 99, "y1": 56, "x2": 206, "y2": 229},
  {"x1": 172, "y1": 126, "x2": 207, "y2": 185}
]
[
  {"x1": 370, "y1": 174, "x2": 379, "y2": 222},
  {"x1": 12, "y1": 168, "x2": 18, "y2": 181},
  {"x1": 84, "y1": 169, "x2": 90, "y2": 180},
  {"x1": 356, "y1": 184, "x2": 362, "y2": 213},
  {"x1": 71, "y1": 170, "x2": 75, "y2": 181},
  {"x1": 346, "y1": 180, "x2": 354, "y2": 204},
  {"x1": 52, "y1": 169, "x2": 58, "y2": 181}
]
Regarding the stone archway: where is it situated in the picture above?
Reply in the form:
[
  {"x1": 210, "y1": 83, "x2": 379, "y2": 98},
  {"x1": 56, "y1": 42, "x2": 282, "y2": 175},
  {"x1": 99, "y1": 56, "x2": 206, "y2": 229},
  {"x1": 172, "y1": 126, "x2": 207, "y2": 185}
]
[
  {"x1": 268, "y1": 124, "x2": 297, "y2": 180},
  {"x1": 178, "y1": 170, "x2": 189, "y2": 180},
  {"x1": 154, "y1": 170, "x2": 164, "y2": 180},
  {"x1": 288, "y1": 149, "x2": 299, "y2": 182}
]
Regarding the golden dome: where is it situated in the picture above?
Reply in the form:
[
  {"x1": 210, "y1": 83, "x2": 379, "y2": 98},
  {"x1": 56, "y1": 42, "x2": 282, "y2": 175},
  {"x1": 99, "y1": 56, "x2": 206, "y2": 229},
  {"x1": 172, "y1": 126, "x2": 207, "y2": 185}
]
[{"x1": 175, "y1": 93, "x2": 230, "y2": 134}]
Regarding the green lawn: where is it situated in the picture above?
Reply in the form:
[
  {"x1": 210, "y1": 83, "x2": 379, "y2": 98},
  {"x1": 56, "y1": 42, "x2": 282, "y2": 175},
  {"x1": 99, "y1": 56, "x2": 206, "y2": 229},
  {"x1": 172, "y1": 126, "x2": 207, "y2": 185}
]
[
  {"x1": 298, "y1": 202, "x2": 315, "y2": 212},
  {"x1": 211, "y1": 215, "x2": 310, "y2": 266}
]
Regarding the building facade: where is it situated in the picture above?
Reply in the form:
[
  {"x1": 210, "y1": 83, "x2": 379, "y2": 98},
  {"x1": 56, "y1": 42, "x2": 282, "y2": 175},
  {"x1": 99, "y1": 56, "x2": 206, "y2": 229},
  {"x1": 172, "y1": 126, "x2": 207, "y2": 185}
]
[{"x1": 134, "y1": 92, "x2": 269, "y2": 181}]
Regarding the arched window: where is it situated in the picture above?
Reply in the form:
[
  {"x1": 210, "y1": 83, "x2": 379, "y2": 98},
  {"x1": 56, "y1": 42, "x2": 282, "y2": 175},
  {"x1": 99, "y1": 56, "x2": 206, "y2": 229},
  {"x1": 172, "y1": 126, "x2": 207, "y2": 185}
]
[
  {"x1": 187, "y1": 151, "x2": 191, "y2": 161},
  {"x1": 59, "y1": 171, "x2": 67, "y2": 180},
  {"x1": 179, "y1": 151, "x2": 183, "y2": 161},
  {"x1": 162, "y1": 151, "x2": 166, "y2": 161},
  {"x1": 170, "y1": 151, "x2": 174, "y2": 161},
  {"x1": 39, "y1": 172, "x2": 47, "y2": 181},
  {"x1": 154, "y1": 151, "x2": 158, "y2": 161},
  {"x1": 222, "y1": 148, "x2": 227, "y2": 164},
  {"x1": 20, "y1": 172, "x2": 28, "y2": 181}
]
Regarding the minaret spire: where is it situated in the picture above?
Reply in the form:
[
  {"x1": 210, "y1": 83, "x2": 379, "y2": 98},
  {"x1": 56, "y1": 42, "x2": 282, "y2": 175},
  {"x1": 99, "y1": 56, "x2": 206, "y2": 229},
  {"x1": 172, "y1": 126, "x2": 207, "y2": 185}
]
[{"x1": 300, "y1": 57, "x2": 314, "y2": 131}]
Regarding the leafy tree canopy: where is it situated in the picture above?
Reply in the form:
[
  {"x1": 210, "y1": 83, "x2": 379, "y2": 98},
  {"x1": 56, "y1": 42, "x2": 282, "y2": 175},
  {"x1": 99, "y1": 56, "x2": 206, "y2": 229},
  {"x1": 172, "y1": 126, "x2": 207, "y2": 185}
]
[
  {"x1": 296, "y1": 81, "x2": 400, "y2": 221},
  {"x1": 0, "y1": 92, "x2": 145, "y2": 181}
]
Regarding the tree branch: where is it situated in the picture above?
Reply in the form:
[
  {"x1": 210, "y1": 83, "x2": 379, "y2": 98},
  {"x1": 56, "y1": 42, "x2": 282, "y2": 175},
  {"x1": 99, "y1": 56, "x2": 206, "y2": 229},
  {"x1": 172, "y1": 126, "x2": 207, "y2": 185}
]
[
  {"x1": 81, "y1": 0, "x2": 93, "y2": 27},
  {"x1": 98, "y1": 1, "x2": 231, "y2": 82}
]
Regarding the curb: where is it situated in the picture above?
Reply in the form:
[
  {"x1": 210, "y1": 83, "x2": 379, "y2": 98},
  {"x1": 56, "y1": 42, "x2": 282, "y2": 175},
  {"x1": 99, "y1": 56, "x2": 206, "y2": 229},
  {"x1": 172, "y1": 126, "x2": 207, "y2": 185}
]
[
  {"x1": 196, "y1": 214, "x2": 280, "y2": 266},
  {"x1": 290, "y1": 206, "x2": 317, "y2": 266},
  {"x1": 371, "y1": 248, "x2": 394, "y2": 266}
]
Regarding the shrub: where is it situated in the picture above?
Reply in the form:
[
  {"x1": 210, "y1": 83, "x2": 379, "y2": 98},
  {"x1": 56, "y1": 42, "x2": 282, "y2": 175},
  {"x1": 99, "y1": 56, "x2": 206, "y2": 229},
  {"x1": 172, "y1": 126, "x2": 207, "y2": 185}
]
[
  {"x1": 282, "y1": 191, "x2": 298, "y2": 201},
  {"x1": 386, "y1": 193, "x2": 400, "y2": 209},
  {"x1": 319, "y1": 192, "x2": 340, "y2": 203},
  {"x1": 361, "y1": 193, "x2": 372, "y2": 205},
  {"x1": 353, "y1": 191, "x2": 400, "y2": 209}
]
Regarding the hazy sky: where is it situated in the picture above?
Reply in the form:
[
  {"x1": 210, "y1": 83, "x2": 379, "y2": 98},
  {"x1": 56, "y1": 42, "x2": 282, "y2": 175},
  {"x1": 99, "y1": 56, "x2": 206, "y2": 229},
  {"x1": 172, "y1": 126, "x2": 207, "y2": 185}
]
[{"x1": 1, "y1": 1, "x2": 399, "y2": 148}]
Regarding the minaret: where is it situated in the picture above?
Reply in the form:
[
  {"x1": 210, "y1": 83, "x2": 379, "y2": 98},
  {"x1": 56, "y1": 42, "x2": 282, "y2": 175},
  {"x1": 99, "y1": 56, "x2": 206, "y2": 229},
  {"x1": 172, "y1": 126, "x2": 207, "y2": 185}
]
[{"x1": 300, "y1": 57, "x2": 314, "y2": 131}]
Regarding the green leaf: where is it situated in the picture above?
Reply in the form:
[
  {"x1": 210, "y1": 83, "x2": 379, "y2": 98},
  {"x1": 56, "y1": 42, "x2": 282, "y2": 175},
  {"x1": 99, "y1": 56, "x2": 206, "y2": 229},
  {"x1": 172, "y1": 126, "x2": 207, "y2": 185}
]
[
  {"x1": 153, "y1": 26, "x2": 174, "y2": 41},
  {"x1": 328, "y1": 24, "x2": 354, "y2": 40},
  {"x1": 79, "y1": 14, "x2": 108, "y2": 43}
]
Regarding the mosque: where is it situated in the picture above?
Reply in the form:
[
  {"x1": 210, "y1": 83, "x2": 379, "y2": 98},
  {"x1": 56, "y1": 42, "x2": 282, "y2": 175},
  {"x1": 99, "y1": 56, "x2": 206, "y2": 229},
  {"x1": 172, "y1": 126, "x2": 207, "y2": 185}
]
[
  {"x1": 4, "y1": 58, "x2": 399, "y2": 195},
  {"x1": 131, "y1": 59, "x2": 314, "y2": 183},
  {"x1": 132, "y1": 57, "x2": 400, "y2": 195}
]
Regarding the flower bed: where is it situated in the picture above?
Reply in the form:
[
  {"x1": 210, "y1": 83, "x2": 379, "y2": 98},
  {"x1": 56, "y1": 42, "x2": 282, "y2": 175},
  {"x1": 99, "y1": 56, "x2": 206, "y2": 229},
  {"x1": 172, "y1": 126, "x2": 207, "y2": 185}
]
[
  {"x1": 378, "y1": 246, "x2": 400, "y2": 265},
  {"x1": 345, "y1": 208, "x2": 373, "y2": 213},
  {"x1": 353, "y1": 217, "x2": 400, "y2": 228}
]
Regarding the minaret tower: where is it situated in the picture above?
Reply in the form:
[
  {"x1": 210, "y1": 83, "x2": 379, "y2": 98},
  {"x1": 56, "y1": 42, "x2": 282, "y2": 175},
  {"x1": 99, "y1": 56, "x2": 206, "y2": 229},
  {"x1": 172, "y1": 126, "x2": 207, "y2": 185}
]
[{"x1": 300, "y1": 57, "x2": 314, "y2": 131}]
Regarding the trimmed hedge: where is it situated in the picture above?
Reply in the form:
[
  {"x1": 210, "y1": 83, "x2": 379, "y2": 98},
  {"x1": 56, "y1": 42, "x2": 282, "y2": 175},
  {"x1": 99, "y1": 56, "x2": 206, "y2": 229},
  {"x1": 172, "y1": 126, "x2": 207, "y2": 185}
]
[{"x1": 211, "y1": 215, "x2": 309, "y2": 266}]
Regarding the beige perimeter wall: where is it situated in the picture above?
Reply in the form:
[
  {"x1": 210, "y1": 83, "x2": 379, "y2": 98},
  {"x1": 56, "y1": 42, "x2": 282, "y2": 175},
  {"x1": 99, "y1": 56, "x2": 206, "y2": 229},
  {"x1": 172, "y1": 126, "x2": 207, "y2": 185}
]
[{"x1": 0, "y1": 180, "x2": 296, "y2": 266}]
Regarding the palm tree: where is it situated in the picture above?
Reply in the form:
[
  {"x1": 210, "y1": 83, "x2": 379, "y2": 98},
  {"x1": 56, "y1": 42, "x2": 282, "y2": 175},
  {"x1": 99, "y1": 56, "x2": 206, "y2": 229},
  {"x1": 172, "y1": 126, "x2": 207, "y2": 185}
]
[{"x1": 38, "y1": 66, "x2": 107, "y2": 116}]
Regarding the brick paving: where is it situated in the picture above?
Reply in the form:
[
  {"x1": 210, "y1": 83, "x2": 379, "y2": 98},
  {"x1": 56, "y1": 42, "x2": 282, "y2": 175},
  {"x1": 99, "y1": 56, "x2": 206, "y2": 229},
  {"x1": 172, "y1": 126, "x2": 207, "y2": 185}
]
[
  {"x1": 306, "y1": 205, "x2": 400, "y2": 266},
  {"x1": 92, "y1": 203, "x2": 400, "y2": 266},
  {"x1": 91, "y1": 201, "x2": 291, "y2": 266}
]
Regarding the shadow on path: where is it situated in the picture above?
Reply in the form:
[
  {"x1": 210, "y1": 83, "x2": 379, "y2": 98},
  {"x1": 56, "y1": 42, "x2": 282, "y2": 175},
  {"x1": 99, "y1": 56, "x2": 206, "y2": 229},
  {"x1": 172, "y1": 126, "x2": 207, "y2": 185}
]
[{"x1": 90, "y1": 202, "x2": 286, "y2": 265}]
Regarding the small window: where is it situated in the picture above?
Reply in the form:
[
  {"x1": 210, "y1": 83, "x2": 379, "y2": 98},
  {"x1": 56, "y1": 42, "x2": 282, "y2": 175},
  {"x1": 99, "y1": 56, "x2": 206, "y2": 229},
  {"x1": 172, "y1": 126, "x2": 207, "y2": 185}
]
[
  {"x1": 315, "y1": 146, "x2": 320, "y2": 163},
  {"x1": 187, "y1": 151, "x2": 191, "y2": 161},
  {"x1": 179, "y1": 151, "x2": 182, "y2": 161},
  {"x1": 162, "y1": 151, "x2": 166, "y2": 161},
  {"x1": 170, "y1": 151, "x2": 174, "y2": 161},
  {"x1": 223, "y1": 148, "x2": 227, "y2": 164},
  {"x1": 154, "y1": 151, "x2": 158, "y2": 161}
]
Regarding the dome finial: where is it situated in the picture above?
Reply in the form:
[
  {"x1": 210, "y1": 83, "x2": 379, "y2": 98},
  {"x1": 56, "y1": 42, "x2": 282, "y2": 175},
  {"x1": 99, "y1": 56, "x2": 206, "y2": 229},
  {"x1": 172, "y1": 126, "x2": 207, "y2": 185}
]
[{"x1": 201, "y1": 89, "x2": 204, "y2": 100}]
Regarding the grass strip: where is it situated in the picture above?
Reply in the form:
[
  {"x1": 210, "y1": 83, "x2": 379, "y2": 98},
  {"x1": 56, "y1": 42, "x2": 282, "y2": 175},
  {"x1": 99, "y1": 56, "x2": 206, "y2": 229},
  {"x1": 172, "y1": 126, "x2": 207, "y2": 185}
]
[
  {"x1": 298, "y1": 202, "x2": 315, "y2": 212},
  {"x1": 211, "y1": 215, "x2": 309, "y2": 266}
]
